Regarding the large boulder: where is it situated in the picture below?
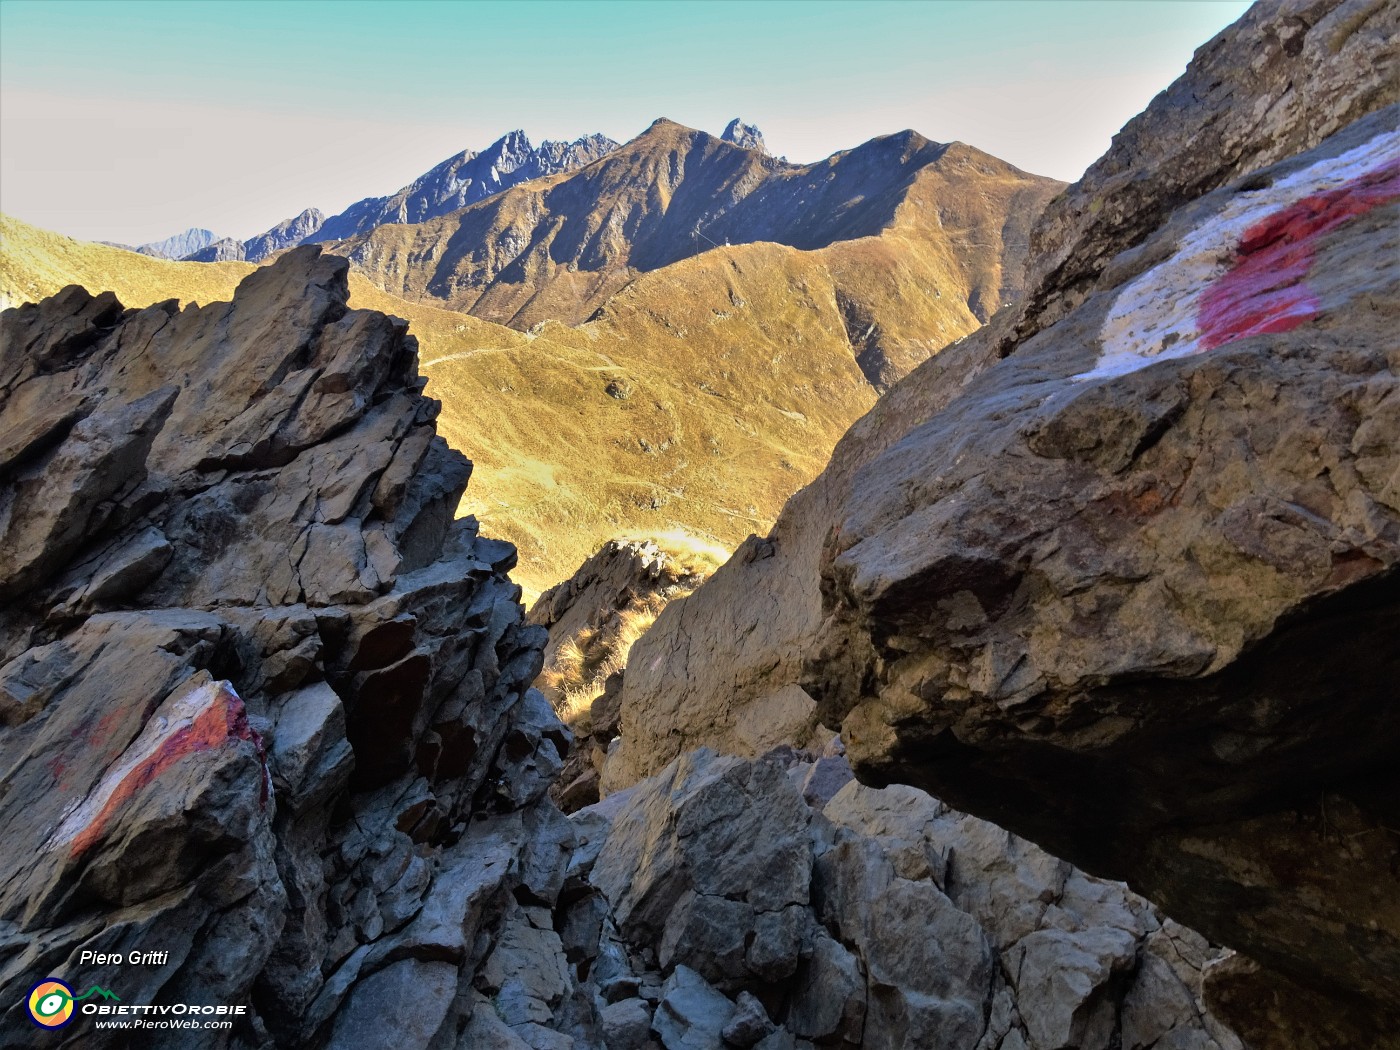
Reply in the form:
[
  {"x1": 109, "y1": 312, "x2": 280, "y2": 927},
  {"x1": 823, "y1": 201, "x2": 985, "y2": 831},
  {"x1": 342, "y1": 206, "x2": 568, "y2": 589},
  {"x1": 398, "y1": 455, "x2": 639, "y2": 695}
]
[
  {"x1": 0, "y1": 248, "x2": 566, "y2": 1048},
  {"x1": 805, "y1": 99, "x2": 1400, "y2": 1029},
  {"x1": 604, "y1": 0, "x2": 1400, "y2": 1042}
]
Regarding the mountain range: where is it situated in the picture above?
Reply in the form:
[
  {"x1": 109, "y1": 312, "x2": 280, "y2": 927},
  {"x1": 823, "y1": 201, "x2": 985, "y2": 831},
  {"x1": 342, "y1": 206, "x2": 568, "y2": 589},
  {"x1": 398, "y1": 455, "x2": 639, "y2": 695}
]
[
  {"x1": 329, "y1": 119, "x2": 1059, "y2": 342},
  {"x1": 177, "y1": 130, "x2": 622, "y2": 263},
  {"x1": 99, "y1": 226, "x2": 219, "y2": 259}
]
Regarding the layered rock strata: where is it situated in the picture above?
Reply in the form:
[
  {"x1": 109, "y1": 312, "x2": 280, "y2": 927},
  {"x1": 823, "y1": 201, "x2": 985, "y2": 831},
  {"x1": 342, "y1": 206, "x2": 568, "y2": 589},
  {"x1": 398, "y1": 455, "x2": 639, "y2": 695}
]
[
  {"x1": 554, "y1": 746, "x2": 1241, "y2": 1050},
  {"x1": 0, "y1": 248, "x2": 568, "y2": 1047}
]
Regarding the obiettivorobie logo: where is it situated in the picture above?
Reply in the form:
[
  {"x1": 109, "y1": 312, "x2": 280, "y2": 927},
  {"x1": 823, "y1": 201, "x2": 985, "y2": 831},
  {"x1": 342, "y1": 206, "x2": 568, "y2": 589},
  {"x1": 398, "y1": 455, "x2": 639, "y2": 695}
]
[{"x1": 26, "y1": 979, "x2": 120, "y2": 1028}]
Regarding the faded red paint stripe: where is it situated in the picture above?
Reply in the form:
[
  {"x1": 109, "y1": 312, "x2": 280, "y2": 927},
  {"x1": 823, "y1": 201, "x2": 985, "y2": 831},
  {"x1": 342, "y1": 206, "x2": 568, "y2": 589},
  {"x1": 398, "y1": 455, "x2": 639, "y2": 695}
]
[
  {"x1": 1198, "y1": 157, "x2": 1400, "y2": 351},
  {"x1": 67, "y1": 683, "x2": 265, "y2": 858}
]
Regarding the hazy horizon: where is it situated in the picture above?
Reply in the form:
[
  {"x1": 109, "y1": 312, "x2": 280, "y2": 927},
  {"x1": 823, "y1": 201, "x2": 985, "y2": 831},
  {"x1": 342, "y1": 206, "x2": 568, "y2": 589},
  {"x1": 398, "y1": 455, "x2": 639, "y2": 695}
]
[{"x1": 0, "y1": 0, "x2": 1252, "y2": 246}]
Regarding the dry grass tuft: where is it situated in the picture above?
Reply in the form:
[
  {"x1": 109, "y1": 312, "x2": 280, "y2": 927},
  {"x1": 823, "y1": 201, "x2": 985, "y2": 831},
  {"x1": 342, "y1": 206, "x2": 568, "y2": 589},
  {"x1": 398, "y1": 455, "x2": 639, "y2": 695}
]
[{"x1": 540, "y1": 599, "x2": 666, "y2": 728}]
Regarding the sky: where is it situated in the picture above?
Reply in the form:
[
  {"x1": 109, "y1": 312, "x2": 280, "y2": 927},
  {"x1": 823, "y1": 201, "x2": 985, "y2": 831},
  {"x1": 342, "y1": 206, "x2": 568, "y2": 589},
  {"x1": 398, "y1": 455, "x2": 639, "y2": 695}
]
[{"x1": 0, "y1": 0, "x2": 1253, "y2": 246}]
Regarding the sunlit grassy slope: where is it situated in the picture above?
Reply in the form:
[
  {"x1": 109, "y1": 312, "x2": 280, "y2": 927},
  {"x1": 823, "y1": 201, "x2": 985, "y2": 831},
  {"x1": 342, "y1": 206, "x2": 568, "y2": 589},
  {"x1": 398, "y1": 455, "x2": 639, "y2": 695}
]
[{"x1": 1, "y1": 214, "x2": 892, "y2": 599}]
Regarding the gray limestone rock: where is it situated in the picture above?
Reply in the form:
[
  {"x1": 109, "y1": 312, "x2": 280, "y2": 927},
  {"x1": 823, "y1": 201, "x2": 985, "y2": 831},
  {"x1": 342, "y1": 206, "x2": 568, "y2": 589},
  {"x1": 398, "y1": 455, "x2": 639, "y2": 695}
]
[
  {"x1": 0, "y1": 248, "x2": 562, "y2": 1047},
  {"x1": 653, "y1": 965, "x2": 735, "y2": 1050}
]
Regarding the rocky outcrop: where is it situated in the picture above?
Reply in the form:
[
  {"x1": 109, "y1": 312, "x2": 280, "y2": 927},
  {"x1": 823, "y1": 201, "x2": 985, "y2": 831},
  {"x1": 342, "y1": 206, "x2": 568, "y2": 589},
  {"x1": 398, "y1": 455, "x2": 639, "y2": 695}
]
[
  {"x1": 721, "y1": 119, "x2": 767, "y2": 154},
  {"x1": 563, "y1": 746, "x2": 1241, "y2": 1050},
  {"x1": 605, "y1": 0, "x2": 1400, "y2": 1043},
  {"x1": 0, "y1": 248, "x2": 570, "y2": 1047}
]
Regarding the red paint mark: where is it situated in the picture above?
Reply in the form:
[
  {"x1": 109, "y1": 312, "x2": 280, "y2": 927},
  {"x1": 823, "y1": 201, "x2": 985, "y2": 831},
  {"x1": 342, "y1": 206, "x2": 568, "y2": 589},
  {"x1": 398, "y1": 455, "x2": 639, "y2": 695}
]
[
  {"x1": 1198, "y1": 157, "x2": 1400, "y2": 350},
  {"x1": 67, "y1": 683, "x2": 267, "y2": 858}
]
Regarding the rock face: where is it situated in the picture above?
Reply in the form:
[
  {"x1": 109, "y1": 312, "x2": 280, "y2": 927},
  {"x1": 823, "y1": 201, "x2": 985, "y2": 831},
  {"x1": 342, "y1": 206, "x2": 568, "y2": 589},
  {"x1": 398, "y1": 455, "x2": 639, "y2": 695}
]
[
  {"x1": 0, "y1": 248, "x2": 570, "y2": 1047},
  {"x1": 570, "y1": 746, "x2": 1241, "y2": 1050},
  {"x1": 606, "y1": 0, "x2": 1400, "y2": 1043},
  {"x1": 133, "y1": 227, "x2": 220, "y2": 260},
  {"x1": 721, "y1": 119, "x2": 767, "y2": 153}
]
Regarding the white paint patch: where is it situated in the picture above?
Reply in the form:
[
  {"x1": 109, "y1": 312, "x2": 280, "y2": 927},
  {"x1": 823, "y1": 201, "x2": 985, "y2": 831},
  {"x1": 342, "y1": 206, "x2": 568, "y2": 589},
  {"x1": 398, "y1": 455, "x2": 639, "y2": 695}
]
[
  {"x1": 1078, "y1": 128, "x2": 1400, "y2": 382},
  {"x1": 41, "y1": 679, "x2": 241, "y2": 855}
]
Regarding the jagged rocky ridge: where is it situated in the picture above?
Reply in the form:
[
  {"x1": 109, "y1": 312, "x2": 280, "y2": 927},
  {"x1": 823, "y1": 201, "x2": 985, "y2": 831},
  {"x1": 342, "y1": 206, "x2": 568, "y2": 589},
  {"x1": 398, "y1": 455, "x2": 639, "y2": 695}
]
[
  {"x1": 308, "y1": 130, "x2": 621, "y2": 245},
  {"x1": 186, "y1": 208, "x2": 328, "y2": 264},
  {"x1": 178, "y1": 131, "x2": 620, "y2": 266},
  {"x1": 329, "y1": 118, "x2": 1062, "y2": 334},
  {"x1": 602, "y1": 0, "x2": 1400, "y2": 1045},
  {"x1": 0, "y1": 248, "x2": 569, "y2": 1047}
]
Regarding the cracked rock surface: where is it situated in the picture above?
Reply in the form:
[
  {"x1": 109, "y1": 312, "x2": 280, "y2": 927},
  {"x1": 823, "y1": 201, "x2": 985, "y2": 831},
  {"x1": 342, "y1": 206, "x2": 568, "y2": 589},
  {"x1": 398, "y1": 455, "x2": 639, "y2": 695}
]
[
  {"x1": 552, "y1": 746, "x2": 1241, "y2": 1050},
  {"x1": 0, "y1": 248, "x2": 566, "y2": 1047}
]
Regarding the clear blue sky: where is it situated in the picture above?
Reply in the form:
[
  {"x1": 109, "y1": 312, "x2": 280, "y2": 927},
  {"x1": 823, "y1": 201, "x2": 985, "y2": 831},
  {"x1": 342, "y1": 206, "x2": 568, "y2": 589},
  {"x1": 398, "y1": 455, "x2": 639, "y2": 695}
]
[{"x1": 0, "y1": 0, "x2": 1252, "y2": 244}]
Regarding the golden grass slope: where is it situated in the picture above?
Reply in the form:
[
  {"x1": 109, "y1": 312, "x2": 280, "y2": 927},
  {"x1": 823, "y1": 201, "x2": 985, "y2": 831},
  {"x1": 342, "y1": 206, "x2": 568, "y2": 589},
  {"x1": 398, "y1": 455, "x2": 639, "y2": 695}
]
[
  {"x1": 0, "y1": 213, "x2": 254, "y2": 311},
  {"x1": 0, "y1": 215, "x2": 881, "y2": 598}
]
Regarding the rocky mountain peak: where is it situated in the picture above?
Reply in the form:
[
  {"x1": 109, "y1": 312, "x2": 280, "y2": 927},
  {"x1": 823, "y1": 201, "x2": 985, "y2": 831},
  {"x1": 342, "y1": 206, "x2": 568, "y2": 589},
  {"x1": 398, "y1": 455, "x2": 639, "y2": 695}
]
[
  {"x1": 306, "y1": 127, "x2": 619, "y2": 244},
  {"x1": 722, "y1": 117, "x2": 767, "y2": 153},
  {"x1": 133, "y1": 226, "x2": 219, "y2": 260}
]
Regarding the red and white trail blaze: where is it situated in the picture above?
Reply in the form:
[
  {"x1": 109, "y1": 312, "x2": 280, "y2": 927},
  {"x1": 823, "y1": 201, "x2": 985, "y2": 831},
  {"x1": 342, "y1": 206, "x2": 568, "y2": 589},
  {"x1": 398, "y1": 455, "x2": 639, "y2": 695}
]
[
  {"x1": 42, "y1": 679, "x2": 269, "y2": 859},
  {"x1": 1080, "y1": 128, "x2": 1399, "y2": 381}
]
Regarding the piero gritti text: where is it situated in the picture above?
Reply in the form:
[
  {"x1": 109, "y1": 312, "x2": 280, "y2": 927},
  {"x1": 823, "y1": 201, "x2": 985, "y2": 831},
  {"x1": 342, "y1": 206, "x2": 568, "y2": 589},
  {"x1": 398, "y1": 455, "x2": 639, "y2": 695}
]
[{"x1": 79, "y1": 949, "x2": 171, "y2": 966}]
